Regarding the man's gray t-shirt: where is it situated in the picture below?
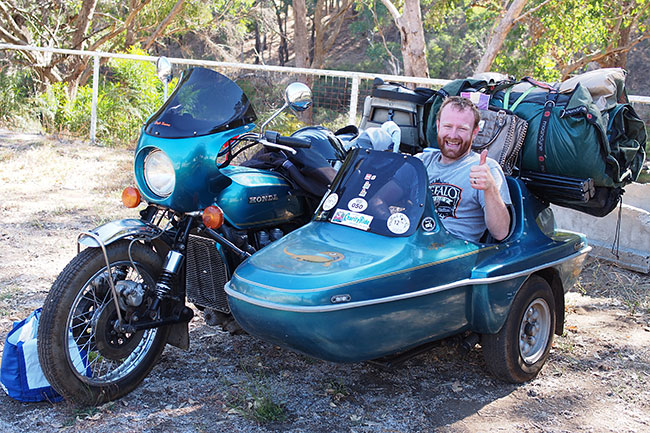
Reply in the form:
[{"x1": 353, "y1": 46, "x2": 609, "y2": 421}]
[{"x1": 416, "y1": 149, "x2": 511, "y2": 242}]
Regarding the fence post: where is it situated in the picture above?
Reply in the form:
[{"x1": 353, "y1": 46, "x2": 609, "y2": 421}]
[
  {"x1": 349, "y1": 75, "x2": 360, "y2": 125},
  {"x1": 90, "y1": 54, "x2": 99, "y2": 144}
]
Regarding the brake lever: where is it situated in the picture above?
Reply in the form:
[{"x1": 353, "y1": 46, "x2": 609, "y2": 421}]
[{"x1": 258, "y1": 139, "x2": 297, "y2": 155}]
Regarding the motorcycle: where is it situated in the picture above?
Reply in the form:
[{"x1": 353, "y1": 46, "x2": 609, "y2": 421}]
[
  {"x1": 224, "y1": 147, "x2": 591, "y2": 383},
  {"x1": 37, "y1": 61, "x2": 347, "y2": 405}
]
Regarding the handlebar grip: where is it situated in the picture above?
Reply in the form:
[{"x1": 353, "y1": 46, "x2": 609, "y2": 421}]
[
  {"x1": 277, "y1": 135, "x2": 311, "y2": 148},
  {"x1": 264, "y1": 131, "x2": 311, "y2": 148}
]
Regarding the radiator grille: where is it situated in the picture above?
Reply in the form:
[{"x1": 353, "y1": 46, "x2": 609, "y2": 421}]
[{"x1": 186, "y1": 234, "x2": 230, "y2": 313}]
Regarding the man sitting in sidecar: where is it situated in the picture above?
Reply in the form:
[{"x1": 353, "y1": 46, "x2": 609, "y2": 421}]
[{"x1": 417, "y1": 96, "x2": 511, "y2": 242}]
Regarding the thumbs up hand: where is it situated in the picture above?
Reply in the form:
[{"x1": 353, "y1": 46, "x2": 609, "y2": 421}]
[
  {"x1": 469, "y1": 149, "x2": 495, "y2": 191},
  {"x1": 479, "y1": 149, "x2": 487, "y2": 165}
]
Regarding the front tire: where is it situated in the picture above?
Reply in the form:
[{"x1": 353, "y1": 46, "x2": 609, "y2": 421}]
[
  {"x1": 37, "y1": 240, "x2": 170, "y2": 406},
  {"x1": 481, "y1": 275, "x2": 556, "y2": 383}
]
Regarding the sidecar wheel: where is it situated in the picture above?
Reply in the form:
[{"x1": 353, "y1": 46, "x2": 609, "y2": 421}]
[
  {"x1": 481, "y1": 275, "x2": 556, "y2": 383},
  {"x1": 37, "y1": 240, "x2": 170, "y2": 406}
]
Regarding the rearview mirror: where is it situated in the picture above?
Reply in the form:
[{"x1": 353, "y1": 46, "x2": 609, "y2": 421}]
[
  {"x1": 285, "y1": 82, "x2": 312, "y2": 112},
  {"x1": 156, "y1": 57, "x2": 173, "y2": 84}
]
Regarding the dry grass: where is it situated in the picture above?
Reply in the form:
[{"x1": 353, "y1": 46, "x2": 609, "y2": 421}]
[{"x1": 576, "y1": 257, "x2": 650, "y2": 316}]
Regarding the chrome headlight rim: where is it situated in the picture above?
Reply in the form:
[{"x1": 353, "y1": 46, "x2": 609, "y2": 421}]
[{"x1": 143, "y1": 149, "x2": 175, "y2": 198}]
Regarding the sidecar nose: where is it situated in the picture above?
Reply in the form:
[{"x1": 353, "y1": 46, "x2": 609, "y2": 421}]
[
  {"x1": 230, "y1": 220, "x2": 407, "y2": 295},
  {"x1": 224, "y1": 219, "x2": 479, "y2": 362},
  {"x1": 225, "y1": 218, "x2": 475, "y2": 309}
]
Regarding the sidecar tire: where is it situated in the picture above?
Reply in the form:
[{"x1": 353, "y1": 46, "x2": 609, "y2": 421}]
[
  {"x1": 481, "y1": 275, "x2": 556, "y2": 383},
  {"x1": 37, "y1": 241, "x2": 170, "y2": 406}
]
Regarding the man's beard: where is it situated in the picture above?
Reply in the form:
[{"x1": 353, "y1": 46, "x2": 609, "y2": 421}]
[{"x1": 437, "y1": 134, "x2": 472, "y2": 161}]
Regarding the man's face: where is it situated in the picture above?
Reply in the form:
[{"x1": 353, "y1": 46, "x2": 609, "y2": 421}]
[{"x1": 436, "y1": 105, "x2": 478, "y2": 162}]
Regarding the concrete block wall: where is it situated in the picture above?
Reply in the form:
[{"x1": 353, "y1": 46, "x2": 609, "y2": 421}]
[{"x1": 551, "y1": 182, "x2": 650, "y2": 273}]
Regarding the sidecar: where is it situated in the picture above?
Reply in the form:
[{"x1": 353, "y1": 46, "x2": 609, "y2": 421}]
[{"x1": 224, "y1": 148, "x2": 590, "y2": 382}]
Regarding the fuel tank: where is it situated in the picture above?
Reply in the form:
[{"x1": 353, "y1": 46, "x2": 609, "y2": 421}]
[{"x1": 217, "y1": 166, "x2": 307, "y2": 229}]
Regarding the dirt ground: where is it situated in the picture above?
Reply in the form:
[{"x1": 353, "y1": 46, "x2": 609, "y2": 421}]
[{"x1": 0, "y1": 130, "x2": 648, "y2": 433}]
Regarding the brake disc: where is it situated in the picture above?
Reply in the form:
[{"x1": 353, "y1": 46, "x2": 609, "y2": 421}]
[{"x1": 93, "y1": 302, "x2": 144, "y2": 361}]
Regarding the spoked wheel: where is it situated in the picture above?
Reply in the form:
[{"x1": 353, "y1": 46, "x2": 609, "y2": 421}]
[
  {"x1": 481, "y1": 275, "x2": 556, "y2": 383},
  {"x1": 38, "y1": 240, "x2": 170, "y2": 406}
]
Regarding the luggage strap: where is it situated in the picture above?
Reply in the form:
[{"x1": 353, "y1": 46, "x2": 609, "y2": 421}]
[
  {"x1": 503, "y1": 85, "x2": 536, "y2": 112},
  {"x1": 372, "y1": 87, "x2": 429, "y2": 105},
  {"x1": 536, "y1": 91, "x2": 560, "y2": 173}
]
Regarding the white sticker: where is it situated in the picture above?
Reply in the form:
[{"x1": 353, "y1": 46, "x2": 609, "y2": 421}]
[
  {"x1": 348, "y1": 197, "x2": 368, "y2": 212},
  {"x1": 387, "y1": 212, "x2": 410, "y2": 234},
  {"x1": 331, "y1": 208, "x2": 373, "y2": 231},
  {"x1": 322, "y1": 193, "x2": 338, "y2": 211},
  {"x1": 421, "y1": 216, "x2": 436, "y2": 232}
]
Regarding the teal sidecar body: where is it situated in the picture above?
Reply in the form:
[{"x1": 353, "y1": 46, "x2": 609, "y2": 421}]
[{"x1": 224, "y1": 149, "x2": 589, "y2": 369}]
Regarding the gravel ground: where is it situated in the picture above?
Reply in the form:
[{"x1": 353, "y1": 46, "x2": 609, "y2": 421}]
[{"x1": 0, "y1": 131, "x2": 648, "y2": 433}]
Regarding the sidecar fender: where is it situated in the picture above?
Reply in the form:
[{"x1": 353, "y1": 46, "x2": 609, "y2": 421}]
[{"x1": 78, "y1": 218, "x2": 163, "y2": 248}]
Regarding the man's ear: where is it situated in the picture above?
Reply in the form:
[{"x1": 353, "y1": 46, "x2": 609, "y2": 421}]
[{"x1": 472, "y1": 125, "x2": 480, "y2": 140}]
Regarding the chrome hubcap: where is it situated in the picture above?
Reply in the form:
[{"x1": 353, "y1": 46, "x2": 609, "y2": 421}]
[{"x1": 518, "y1": 298, "x2": 551, "y2": 364}]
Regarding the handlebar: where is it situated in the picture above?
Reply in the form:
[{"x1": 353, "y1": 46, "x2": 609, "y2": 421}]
[
  {"x1": 264, "y1": 131, "x2": 311, "y2": 148},
  {"x1": 217, "y1": 130, "x2": 312, "y2": 169}
]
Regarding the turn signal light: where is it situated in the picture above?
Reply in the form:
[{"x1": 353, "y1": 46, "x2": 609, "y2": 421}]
[
  {"x1": 202, "y1": 205, "x2": 224, "y2": 229},
  {"x1": 122, "y1": 187, "x2": 141, "y2": 208}
]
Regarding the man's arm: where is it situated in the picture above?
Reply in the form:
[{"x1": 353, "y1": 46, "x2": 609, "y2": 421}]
[{"x1": 469, "y1": 150, "x2": 511, "y2": 241}]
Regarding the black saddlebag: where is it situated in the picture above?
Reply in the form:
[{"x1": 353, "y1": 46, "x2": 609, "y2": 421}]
[{"x1": 360, "y1": 78, "x2": 434, "y2": 154}]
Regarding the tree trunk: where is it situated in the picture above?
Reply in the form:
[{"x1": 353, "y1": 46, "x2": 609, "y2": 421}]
[
  {"x1": 293, "y1": 0, "x2": 309, "y2": 69},
  {"x1": 475, "y1": 0, "x2": 529, "y2": 73},
  {"x1": 272, "y1": 0, "x2": 289, "y2": 65},
  {"x1": 600, "y1": 25, "x2": 631, "y2": 69},
  {"x1": 143, "y1": 0, "x2": 185, "y2": 50},
  {"x1": 292, "y1": 0, "x2": 312, "y2": 123},
  {"x1": 379, "y1": 0, "x2": 429, "y2": 78},
  {"x1": 254, "y1": 21, "x2": 262, "y2": 64}
]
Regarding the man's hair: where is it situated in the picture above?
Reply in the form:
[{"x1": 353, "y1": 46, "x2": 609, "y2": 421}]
[{"x1": 436, "y1": 96, "x2": 481, "y2": 129}]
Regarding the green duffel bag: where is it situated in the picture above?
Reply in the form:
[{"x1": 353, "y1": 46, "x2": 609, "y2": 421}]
[
  {"x1": 490, "y1": 79, "x2": 645, "y2": 216},
  {"x1": 492, "y1": 81, "x2": 613, "y2": 186},
  {"x1": 604, "y1": 103, "x2": 647, "y2": 183}
]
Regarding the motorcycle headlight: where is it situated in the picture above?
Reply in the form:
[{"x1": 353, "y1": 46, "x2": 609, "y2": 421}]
[{"x1": 144, "y1": 149, "x2": 175, "y2": 198}]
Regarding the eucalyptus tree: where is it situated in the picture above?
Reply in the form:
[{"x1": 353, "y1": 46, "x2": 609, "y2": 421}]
[
  {"x1": 377, "y1": 0, "x2": 429, "y2": 77},
  {"x1": 0, "y1": 0, "x2": 211, "y2": 92},
  {"x1": 474, "y1": 0, "x2": 650, "y2": 80}
]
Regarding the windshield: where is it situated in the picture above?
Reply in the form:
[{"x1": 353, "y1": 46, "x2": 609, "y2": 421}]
[
  {"x1": 315, "y1": 149, "x2": 428, "y2": 237},
  {"x1": 144, "y1": 67, "x2": 257, "y2": 138}
]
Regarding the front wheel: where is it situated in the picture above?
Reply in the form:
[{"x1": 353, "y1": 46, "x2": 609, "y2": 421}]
[
  {"x1": 37, "y1": 240, "x2": 170, "y2": 406},
  {"x1": 481, "y1": 275, "x2": 556, "y2": 383}
]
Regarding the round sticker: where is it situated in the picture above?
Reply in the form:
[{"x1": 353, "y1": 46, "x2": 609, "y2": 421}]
[
  {"x1": 421, "y1": 217, "x2": 436, "y2": 232},
  {"x1": 322, "y1": 193, "x2": 338, "y2": 211},
  {"x1": 347, "y1": 197, "x2": 368, "y2": 213},
  {"x1": 387, "y1": 212, "x2": 410, "y2": 234}
]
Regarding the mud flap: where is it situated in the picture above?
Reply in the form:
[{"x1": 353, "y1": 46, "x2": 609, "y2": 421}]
[{"x1": 166, "y1": 322, "x2": 190, "y2": 350}]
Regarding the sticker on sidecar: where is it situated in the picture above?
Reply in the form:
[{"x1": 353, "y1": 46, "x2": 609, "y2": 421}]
[
  {"x1": 387, "y1": 212, "x2": 410, "y2": 234},
  {"x1": 347, "y1": 197, "x2": 368, "y2": 212},
  {"x1": 322, "y1": 193, "x2": 338, "y2": 211},
  {"x1": 331, "y1": 208, "x2": 373, "y2": 231},
  {"x1": 421, "y1": 216, "x2": 436, "y2": 232}
]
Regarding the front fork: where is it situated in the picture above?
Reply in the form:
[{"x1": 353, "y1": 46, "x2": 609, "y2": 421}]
[
  {"x1": 78, "y1": 206, "x2": 253, "y2": 334},
  {"x1": 132, "y1": 214, "x2": 196, "y2": 331}
]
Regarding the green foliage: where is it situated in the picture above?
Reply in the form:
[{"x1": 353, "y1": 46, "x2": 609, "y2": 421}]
[
  {"x1": 0, "y1": 68, "x2": 39, "y2": 128},
  {"x1": 225, "y1": 366, "x2": 287, "y2": 424},
  {"x1": 425, "y1": 6, "x2": 488, "y2": 79},
  {"x1": 32, "y1": 46, "x2": 172, "y2": 145},
  {"x1": 490, "y1": 0, "x2": 649, "y2": 80}
]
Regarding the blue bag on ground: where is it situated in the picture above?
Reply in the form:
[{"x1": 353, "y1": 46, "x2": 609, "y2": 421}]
[{"x1": 0, "y1": 308, "x2": 62, "y2": 402}]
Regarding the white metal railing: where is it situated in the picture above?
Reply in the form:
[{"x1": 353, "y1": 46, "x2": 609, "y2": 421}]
[{"x1": 1, "y1": 43, "x2": 648, "y2": 144}]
